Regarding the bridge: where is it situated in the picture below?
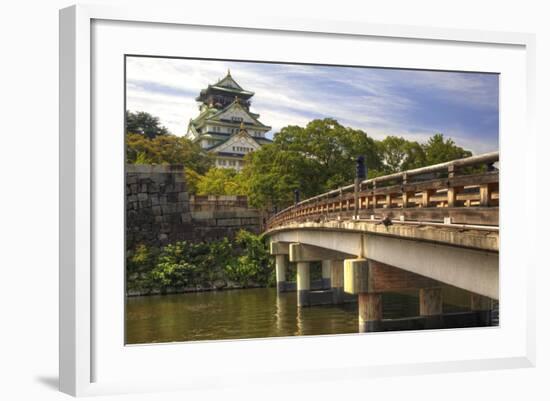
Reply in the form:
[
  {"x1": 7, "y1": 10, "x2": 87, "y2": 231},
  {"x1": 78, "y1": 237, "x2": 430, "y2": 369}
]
[{"x1": 264, "y1": 151, "x2": 499, "y2": 332}]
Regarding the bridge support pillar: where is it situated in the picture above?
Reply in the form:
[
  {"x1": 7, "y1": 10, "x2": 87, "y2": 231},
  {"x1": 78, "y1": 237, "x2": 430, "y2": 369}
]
[
  {"x1": 419, "y1": 287, "x2": 443, "y2": 329},
  {"x1": 297, "y1": 262, "x2": 311, "y2": 307},
  {"x1": 330, "y1": 260, "x2": 344, "y2": 304},
  {"x1": 275, "y1": 254, "x2": 288, "y2": 293},
  {"x1": 344, "y1": 258, "x2": 383, "y2": 332},
  {"x1": 470, "y1": 293, "x2": 493, "y2": 326},
  {"x1": 358, "y1": 293, "x2": 382, "y2": 333},
  {"x1": 321, "y1": 260, "x2": 332, "y2": 289}
]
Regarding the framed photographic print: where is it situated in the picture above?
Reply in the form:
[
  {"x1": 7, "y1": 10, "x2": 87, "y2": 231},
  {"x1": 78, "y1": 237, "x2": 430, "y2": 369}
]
[{"x1": 59, "y1": 4, "x2": 536, "y2": 396}]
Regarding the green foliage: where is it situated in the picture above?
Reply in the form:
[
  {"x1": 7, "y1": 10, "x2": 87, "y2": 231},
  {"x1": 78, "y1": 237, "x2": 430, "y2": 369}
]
[
  {"x1": 126, "y1": 232, "x2": 273, "y2": 292},
  {"x1": 241, "y1": 118, "x2": 381, "y2": 210},
  {"x1": 126, "y1": 110, "x2": 170, "y2": 139},
  {"x1": 378, "y1": 136, "x2": 427, "y2": 173},
  {"x1": 423, "y1": 133, "x2": 472, "y2": 165},
  {"x1": 151, "y1": 239, "x2": 233, "y2": 287},
  {"x1": 225, "y1": 230, "x2": 274, "y2": 287},
  {"x1": 196, "y1": 168, "x2": 246, "y2": 195},
  {"x1": 184, "y1": 167, "x2": 202, "y2": 194},
  {"x1": 127, "y1": 243, "x2": 158, "y2": 274},
  {"x1": 126, "y1": 132, "x2": 213, "y2": 173}
]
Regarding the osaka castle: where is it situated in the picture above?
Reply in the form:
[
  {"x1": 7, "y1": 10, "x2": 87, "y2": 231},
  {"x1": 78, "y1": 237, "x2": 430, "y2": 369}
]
[{"x1": 186, "y1": 70, "x2": 272, "y2": 170}]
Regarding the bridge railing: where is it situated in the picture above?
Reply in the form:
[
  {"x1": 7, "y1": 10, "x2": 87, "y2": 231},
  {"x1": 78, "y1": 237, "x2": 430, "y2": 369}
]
[{"x1": 267, "y1": 151, "x2": 499, "y2": 229}]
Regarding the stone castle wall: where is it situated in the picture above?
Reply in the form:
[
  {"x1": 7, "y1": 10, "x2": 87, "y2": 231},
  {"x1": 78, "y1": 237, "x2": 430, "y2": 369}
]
[
  {"x1": 189, "y1": 195, "x2": 262, "y2": 241},
  {"x1": 126, "y1": 164, "x2": 192, "y2": 249},
  {"x1": 126, "y1": 165, "x2": 261, "y2": 249}
]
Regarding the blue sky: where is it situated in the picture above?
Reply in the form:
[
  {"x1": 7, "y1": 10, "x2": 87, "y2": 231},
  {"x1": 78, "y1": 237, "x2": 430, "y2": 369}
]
[{"x1": 126, "y1": 57, "x2": 499, "y2": 154}]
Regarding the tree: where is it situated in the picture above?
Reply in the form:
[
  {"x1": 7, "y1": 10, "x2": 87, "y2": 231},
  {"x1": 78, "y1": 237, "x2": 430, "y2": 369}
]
[
  {"x1": 242, "y1": 118, "x2": 381, "y2": 211},
  {"x1": 377, "y1": 136, "x2": 427, "y2": 173},
  {"x1": 274, "y1": 119, "x2": 381, "y2": 188},
  {"x1": 184, "y1": 168, "x2": 202, "y2": 194},
  {"x1": 126, "y1": 110, "x2": 170, "y2": 139},
  {"x1": 241, "y1": 144, "x2": 308, "y2": 210},
  {"x1": 196, "y1": 168, "x2": 246, "y2": 196},
  {"x1": 126, "y1": 133, "x2": 213, "y2": 174},
  {"x1": 423, "y1": 133, "x2": 472, "y2": 165}
]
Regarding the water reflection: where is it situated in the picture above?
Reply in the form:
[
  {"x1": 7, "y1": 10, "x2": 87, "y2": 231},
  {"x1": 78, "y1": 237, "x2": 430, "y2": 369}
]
[{"x1": 126, "y1": 286, "x2": 481, "y2": 344}]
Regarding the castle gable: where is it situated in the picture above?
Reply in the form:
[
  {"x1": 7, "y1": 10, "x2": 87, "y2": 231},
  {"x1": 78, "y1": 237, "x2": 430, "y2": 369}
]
[
  {"x1": 208, "y1": 129, "x2": 261, "y2": 155},
  {"x1": 211, "y1": 102, "x2": 263, "y2": 126}
]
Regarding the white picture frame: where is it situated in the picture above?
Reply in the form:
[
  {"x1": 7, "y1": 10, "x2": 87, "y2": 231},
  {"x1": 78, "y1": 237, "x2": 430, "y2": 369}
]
[{"x1": 59, "y1": 4, "x2": 536, "y2": 397}]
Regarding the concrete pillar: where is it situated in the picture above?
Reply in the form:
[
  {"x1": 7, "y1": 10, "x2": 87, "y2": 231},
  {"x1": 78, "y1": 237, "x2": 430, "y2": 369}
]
[
  {"x1": 321, "y1": 260, "x2": 332, "y2": 289},
  {"x1": 330, "y1": 260, "x2": 344, "y2": 304},
  {"x1": 275, "y1": 254, "x2": 288, "y2": 293},
  {"x1": 344, "y1": 258, "x2": 383, "y2": 332},
  {"x1": 297, "y1": 262, "x2": 311, "y2": 307},
  {"x1": 470, "y1": 293, "x2": 492, "y2": 326},
  {"x1": 419, "y1": 287, "x2": 443, "y2": 329},
  {"x1": 358, "y1": 293, "x2": 382, "y2": 332}
]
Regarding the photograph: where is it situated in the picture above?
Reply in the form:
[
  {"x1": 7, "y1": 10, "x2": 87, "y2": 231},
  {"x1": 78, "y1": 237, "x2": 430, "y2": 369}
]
[{"x1": 124, "y1": 56, "x2": 500, "y2": 345}]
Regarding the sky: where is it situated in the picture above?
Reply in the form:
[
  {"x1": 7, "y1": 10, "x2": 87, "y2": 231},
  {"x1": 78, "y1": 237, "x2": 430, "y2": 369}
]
[{"x1": 126, "y1": 56, "x2": 499, "y2": 154}]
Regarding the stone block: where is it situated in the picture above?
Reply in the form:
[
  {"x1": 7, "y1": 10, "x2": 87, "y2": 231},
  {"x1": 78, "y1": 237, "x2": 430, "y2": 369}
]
[
  {"x1": 174, "y1": 182, "x2": 186, "y2": 192},
  {"x1": 162, "y1": 204, "x2": 176, "y2": 214},
  {"x1": 240, "y1": 217, "x2": 259, "y2": 225},
  {"x1": 139, "y1": 200, "x2": 151, "y2": 208},
  {"x1": 137, "y1": 193, "x2": 148, "y2": 201},
  {"x1": 190, "y1": 211, "x2": 215, "y2": 220},
  {"x1": 211, "y1": 210, "x2": 238, "y2": 219},
  {"x1": 180, "y1": 213, "x2": 192, "y2": 223},
  {"x1": 217, "y1": 218, "x2": 241, "y2": 227}
]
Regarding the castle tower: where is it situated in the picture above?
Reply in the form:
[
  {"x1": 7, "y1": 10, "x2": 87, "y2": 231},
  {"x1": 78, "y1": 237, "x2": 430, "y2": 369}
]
[{"x1": 186, "y1": 70, "x2": 272, "y2": 170}]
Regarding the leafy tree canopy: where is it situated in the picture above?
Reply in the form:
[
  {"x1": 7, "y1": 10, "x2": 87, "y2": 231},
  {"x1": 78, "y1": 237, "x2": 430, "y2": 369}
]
[
  {"x1": 377, "y1": 136, "x2": 427, "y2": 173},
  {"x1": 126, "y1": 132, "x2": 213, "y2": 174},
  {"x1": 241, "y1": 118, "x2": 382, "y2": 210},
  {"x1": 196, "y1": 168, "x2": 247, "y2": 196},
  {"x1": 424, "y1": 133, "x2": 472, "y2": 165},
  {"x1": 126, "y1": 110, "x2": 170, "y2": 139}
]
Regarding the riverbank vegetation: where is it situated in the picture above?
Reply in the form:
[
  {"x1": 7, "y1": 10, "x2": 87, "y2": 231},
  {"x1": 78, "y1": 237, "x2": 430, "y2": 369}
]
[
  {"x1": 126, "y1": 230, "x2": 274, "y2": 295},
  {"x1": 126, "y1": 112, "x2": 472, "y2": 212}
]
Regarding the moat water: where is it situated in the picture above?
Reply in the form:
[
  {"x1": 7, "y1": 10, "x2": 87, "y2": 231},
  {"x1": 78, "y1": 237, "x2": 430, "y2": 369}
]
[{"x1": 125, "y1": 286, "x2": 480, "y2": 344}]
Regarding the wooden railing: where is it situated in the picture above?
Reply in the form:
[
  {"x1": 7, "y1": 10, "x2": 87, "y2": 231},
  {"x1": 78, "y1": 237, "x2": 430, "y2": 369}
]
[{"x1": 267, "y1": 151, "x2": 499, "y2": 229}]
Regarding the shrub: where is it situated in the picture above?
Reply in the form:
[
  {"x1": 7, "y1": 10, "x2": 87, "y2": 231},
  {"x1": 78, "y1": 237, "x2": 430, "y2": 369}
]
[{"x1": 126, "y1": 231, "x2": 274, "y2": 292}]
